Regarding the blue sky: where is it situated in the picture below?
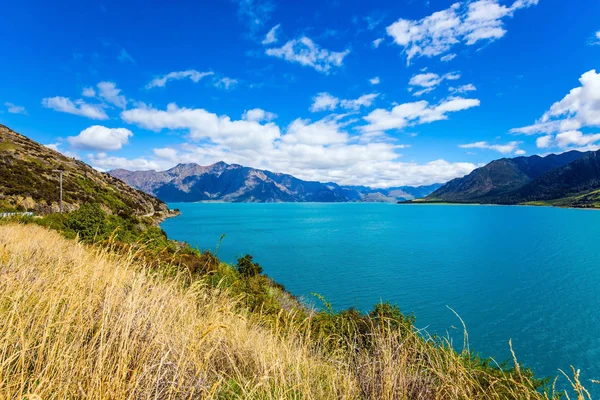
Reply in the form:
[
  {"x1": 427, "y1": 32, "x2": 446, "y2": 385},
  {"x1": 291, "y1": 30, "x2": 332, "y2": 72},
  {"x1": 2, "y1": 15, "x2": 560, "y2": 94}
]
[{"x1": 1, "y1": 0, "x2": 599, "y2": 187}]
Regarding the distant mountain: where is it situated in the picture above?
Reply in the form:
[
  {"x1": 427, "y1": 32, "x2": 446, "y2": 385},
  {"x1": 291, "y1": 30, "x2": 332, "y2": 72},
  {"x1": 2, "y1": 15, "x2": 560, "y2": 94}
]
[
  {"x1": 426, "y1": 150, "x2": 600, "y2": 208},
  {"x1": 111, "y1": 163, "x2": 442, "y2": 203},
  {"x1": 427, "y1": 151, "x2": 587, "y2": 202},
  {"x1": 0, "y1": 124, "x2": 168, "y2": 216},
  {"x1": 342, "y1": 184, "x2": 443, "y2": 202}
]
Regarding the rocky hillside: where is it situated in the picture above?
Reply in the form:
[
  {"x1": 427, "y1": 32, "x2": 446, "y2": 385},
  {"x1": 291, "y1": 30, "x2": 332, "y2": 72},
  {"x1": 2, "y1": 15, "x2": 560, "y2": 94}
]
[
  {"x1": 425, "y1": 150, "x2": 600, "y2": 208},
  {"x1": 0, "y1": 124, "x2": 169, "y2": 216},
  {"x1": 427, "y1": 151, "x2": 587, "y2": 202},
  {"x1": 111, "y1": 163, "x2": 441, "y2": 203}
]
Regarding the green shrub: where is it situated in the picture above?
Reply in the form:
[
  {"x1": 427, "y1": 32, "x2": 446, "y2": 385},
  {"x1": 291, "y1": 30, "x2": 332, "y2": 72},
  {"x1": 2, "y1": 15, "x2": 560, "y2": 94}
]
[
  {"x1": 236, "y1": 254, "x2": 263, "y2": 277},
  {"x1": 66, "y1": 203, "x2": 108, "y2": 242}
]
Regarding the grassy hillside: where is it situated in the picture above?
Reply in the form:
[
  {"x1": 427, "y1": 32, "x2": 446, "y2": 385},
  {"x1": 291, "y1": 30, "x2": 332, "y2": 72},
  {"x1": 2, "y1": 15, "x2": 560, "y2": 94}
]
[
  {"x1": 0, "y1": 222, "x2": 596, "y2": 399},
  {"x1": 0, "y1": 124, "x2": 168, "y2": 216}
]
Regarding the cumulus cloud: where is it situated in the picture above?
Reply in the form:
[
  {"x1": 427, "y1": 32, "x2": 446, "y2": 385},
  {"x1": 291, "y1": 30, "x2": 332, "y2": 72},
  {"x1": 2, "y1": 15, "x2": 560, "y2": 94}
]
[
  {"x1": 512, "y1": 70, "x2": 600, "y2": 150},
  {"x1": 310, "y1": 92, "x2": 379, "y2": 112},
  {"x1": 146, "y1": 70, "x2": 214, "y2": 89},
  {"x1": 121, "y1": 103, "x2": 281, "y2": 152},
  {"x1": 340, "y1": 94, "x2": 379, "y2": 110},
  {"x1": 4, "y1": 102, "x2": 27, "y2": 115},
  {"x1": 82, "y1": 87, "x2": 96, "y2": 97},
  {"x1": 535, "y1": 130, "x2": 600, "y2": 150},
  {"x1": 89, "y1": 152, "x2": 164, "y2": 171},
  {"x1": 42, "y1": 96, "x2": 108, "y2": 120},
  {"x1": 118, "y1": 103, "x2": 475, "y2": 186},
  {"x1": 265, "y1": 36, "x2": 350, "y2": 74},
  {"x1": 409, "y1": 72, "x2": 461, "y2": 96},
  {"x1": 97, "y1": 81, "x2": 127, "y2": 109},
  {"x1": 242, "y1": 108, "x2": 277, "y2": 122},
  {"x1": 459, "y1": 140, "x2": 524, "y2": 154},
  {"x1": 386, "y1": 0, "x2": 538, "y2": 64},
  {"x1": 262, "y1": 23, "x2": 280, "y2": 45},
  {"x1": 589, "y1": 30, "x2": 600, "y2": 45},
  {"x1": 68, "y1": 125, "x2": 133, "y2": 151},
  {"x1": 370, "y1": 76, "x2": 380, "y2": 85},
  {"x1": 362, "y1": 97, "x2": 480, "y2": 132},
  {"x1": 310, "y1": 93, "x2": 339, "y2": 112}
]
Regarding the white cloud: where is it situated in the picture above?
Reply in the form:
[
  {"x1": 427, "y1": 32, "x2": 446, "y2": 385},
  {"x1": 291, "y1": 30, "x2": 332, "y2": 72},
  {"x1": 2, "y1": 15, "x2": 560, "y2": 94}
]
[
  {"x1": 89, "y1": 152, "x2": 164, "y2": 171},
  {"x1": 44, "y1": 143, "x2": 60, "y2": 151},
  {"x1": 310, "y1": 93, "x2": 339, "y2": 112},
  {"x1": 408, "y1": 72, "x2": 461, "y2": 96},
  {"x1": 373, "y1": 38, "x2": 384, "y2": 48},
  {"x1": 262, "y1": 23, "x2": 280, "y2": 45},
  {"x1": 265, "y1": 36, "x2": 350, "y2": 74},
  {"x1": 146, "y1": 70, "x2": 214, "y2": 89},
  {"x1": 340, "y1": 93, "x2": 379, "y2": 110},
  {"x1": 68, "y1": 125, "x2": 133, "y2": 151},
  {"x1": 97, "y1": 81, "x2": 127, "y2": 109},
  {"x1": 362, "y1": 97, "x2": 480, "y2": 132},
  {"x1": 42, "y1": 96, "x2": 108, "y2": 120},
  {"x1": 118, "y1": 103, "x2": 476, "y2": 186},
  {"x1": 82, "y1": 87, "x2": 96, "y2": 97},
  {"x1": 386, "y1": 0, "x2": 538, "y2": 64},
  {"x1": 310, "y1": 92, "x2": 378, "y2": 112},
  {"x1": 242, "y1": 108, "x2": 277, "y2": 122},
  {"x1": 459, "y1": 140, "x2": 524, "y2": 154},
  {"x1": 441, "y1": 53, "x2": 457, "y2": 62},
  {"x1": 589, "y1": 30, "x2": 600, "y2": 45},
  {"x1": 214, "y1": 77, "x2": 239, "y2": 90},
  {"x1": 370, "y1": 76, "x2": 380, "y2": 85},
  {"x1": 4, "y1": 102, "x2": 27, "y2": 115},
  {"x1": 555, "y1": 130, "x2": 600, "y2": 148},
  {"x1": 512, "y1": 70, "x2": 600, "y2": 146},
  {"x1": 121, "y1": 103, "x2": 281, "y2": 152},
  {"x1": 536, "y1": 135, "x2": 552, "y2": 149},
  {"x1": 450, "y1": 84, "x2": 477, "y2": 94}
]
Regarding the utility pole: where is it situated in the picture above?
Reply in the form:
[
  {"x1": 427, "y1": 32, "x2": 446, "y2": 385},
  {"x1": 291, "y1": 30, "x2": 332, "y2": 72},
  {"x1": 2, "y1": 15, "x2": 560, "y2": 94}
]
[{"x1": 52, "y1": 169, "x2": 64, "y2": 213}]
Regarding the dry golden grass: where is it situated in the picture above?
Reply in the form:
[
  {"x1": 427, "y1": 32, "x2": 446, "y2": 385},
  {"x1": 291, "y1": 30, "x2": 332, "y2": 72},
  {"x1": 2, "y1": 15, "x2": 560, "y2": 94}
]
[{"x1": 0, "y1": 224, "x2": 595, "y2": 399}]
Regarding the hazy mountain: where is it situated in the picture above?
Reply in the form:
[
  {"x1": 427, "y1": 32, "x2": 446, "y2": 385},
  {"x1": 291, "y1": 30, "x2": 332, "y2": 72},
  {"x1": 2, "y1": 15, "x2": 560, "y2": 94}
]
[
  {"x1": 111, "y1": 163, "x2": 442, "y2": 203},
  {"x1": 0, "y1": 124, "x2": 168, "y2": 216},
  {"x1": 427, "y1": 151, "x2": 587, "y2": 202}
]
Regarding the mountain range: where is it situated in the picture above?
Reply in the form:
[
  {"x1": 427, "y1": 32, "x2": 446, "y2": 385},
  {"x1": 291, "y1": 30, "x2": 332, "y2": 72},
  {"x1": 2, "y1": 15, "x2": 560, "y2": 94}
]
[
  {"x1": 0, "y1": 124, "x2": 168, "y2": 216},
  {"x1": 110, "y1": 163, "x2": 442, "y2": 203},
  {"x1": 425, "y1": 150, "x2": 600, "y2": 208}
]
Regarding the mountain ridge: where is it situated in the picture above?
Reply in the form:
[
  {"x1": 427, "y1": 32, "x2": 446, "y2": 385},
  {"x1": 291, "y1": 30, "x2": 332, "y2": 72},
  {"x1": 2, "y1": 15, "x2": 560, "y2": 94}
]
[
  {"x1": 111, "y1": 163, "x2": 441, "y2": 203},
  {"x1": 425, "y1": 149, "x2": 600, "y2": 208}
]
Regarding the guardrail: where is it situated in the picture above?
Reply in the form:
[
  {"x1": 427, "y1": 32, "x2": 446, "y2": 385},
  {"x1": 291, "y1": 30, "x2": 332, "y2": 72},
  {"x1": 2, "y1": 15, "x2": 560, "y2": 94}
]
[{"x1": 0, "y1": 212, "x2": 34, "y2": 218}]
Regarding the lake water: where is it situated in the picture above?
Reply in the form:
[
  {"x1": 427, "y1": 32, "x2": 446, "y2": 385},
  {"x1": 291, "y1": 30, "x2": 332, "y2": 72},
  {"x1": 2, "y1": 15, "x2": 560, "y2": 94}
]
[{"x1": 161, "y1": 203, "x2": 600, "y2": 394}]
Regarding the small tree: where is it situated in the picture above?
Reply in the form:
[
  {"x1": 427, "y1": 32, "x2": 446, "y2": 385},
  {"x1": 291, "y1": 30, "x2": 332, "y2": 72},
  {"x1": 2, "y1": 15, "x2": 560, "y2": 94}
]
[
  {"x1": 236, "y1": 254, "x2": 262, "y2": 277},
  {"x1": 66, "y1": 203, "x2": 108, "y2": 242}
]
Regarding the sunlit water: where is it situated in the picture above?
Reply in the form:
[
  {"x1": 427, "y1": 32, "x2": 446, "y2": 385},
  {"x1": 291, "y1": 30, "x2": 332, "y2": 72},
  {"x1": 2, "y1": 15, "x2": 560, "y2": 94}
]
[{"x1": 162, "y1": 203, "x2": 600, "y2": 394}]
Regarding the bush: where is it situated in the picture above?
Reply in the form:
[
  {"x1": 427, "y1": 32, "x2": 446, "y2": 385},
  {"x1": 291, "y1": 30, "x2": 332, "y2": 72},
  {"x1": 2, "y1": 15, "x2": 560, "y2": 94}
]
[
  {"x1": 66, "y1": 203, "x2": 108, "y2": 242},
  {"x1": 236, "y1": 254, "x2": 263, "y2": 277}
]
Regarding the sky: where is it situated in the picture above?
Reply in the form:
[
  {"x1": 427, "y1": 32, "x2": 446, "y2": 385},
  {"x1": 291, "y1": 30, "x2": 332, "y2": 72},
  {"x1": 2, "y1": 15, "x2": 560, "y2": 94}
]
[{"x1": 1, "y1": 0, "x2": 599, "y2": 187}]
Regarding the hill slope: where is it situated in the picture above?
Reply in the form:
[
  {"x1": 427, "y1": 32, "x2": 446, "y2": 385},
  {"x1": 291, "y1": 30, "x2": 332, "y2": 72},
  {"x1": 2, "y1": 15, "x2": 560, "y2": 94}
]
[
  {"x1": 427, "y1": 151, "x2": 587, "y2": 202},
  {"x1": 0, "y1": 124, "x2": 168, "y2": 216},
  {"x1": 494, "y1": 149, "x2": 600, "y2": 207},
  {"x1": 1, "y1": 223, "x2": 583, "y2": 399}
]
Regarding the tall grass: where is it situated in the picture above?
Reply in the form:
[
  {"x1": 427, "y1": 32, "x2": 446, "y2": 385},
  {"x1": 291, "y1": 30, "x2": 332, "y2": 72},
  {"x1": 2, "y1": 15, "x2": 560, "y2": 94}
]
[{"x1": 0, "y1": 224, "x2": 595, "y2": 399}]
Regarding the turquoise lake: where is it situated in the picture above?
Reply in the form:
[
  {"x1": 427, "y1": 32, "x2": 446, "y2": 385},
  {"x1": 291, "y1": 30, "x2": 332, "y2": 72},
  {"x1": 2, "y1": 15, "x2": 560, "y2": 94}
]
[{"x1": 161, "y1": 203, "x2": 600, "y2": 393}]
